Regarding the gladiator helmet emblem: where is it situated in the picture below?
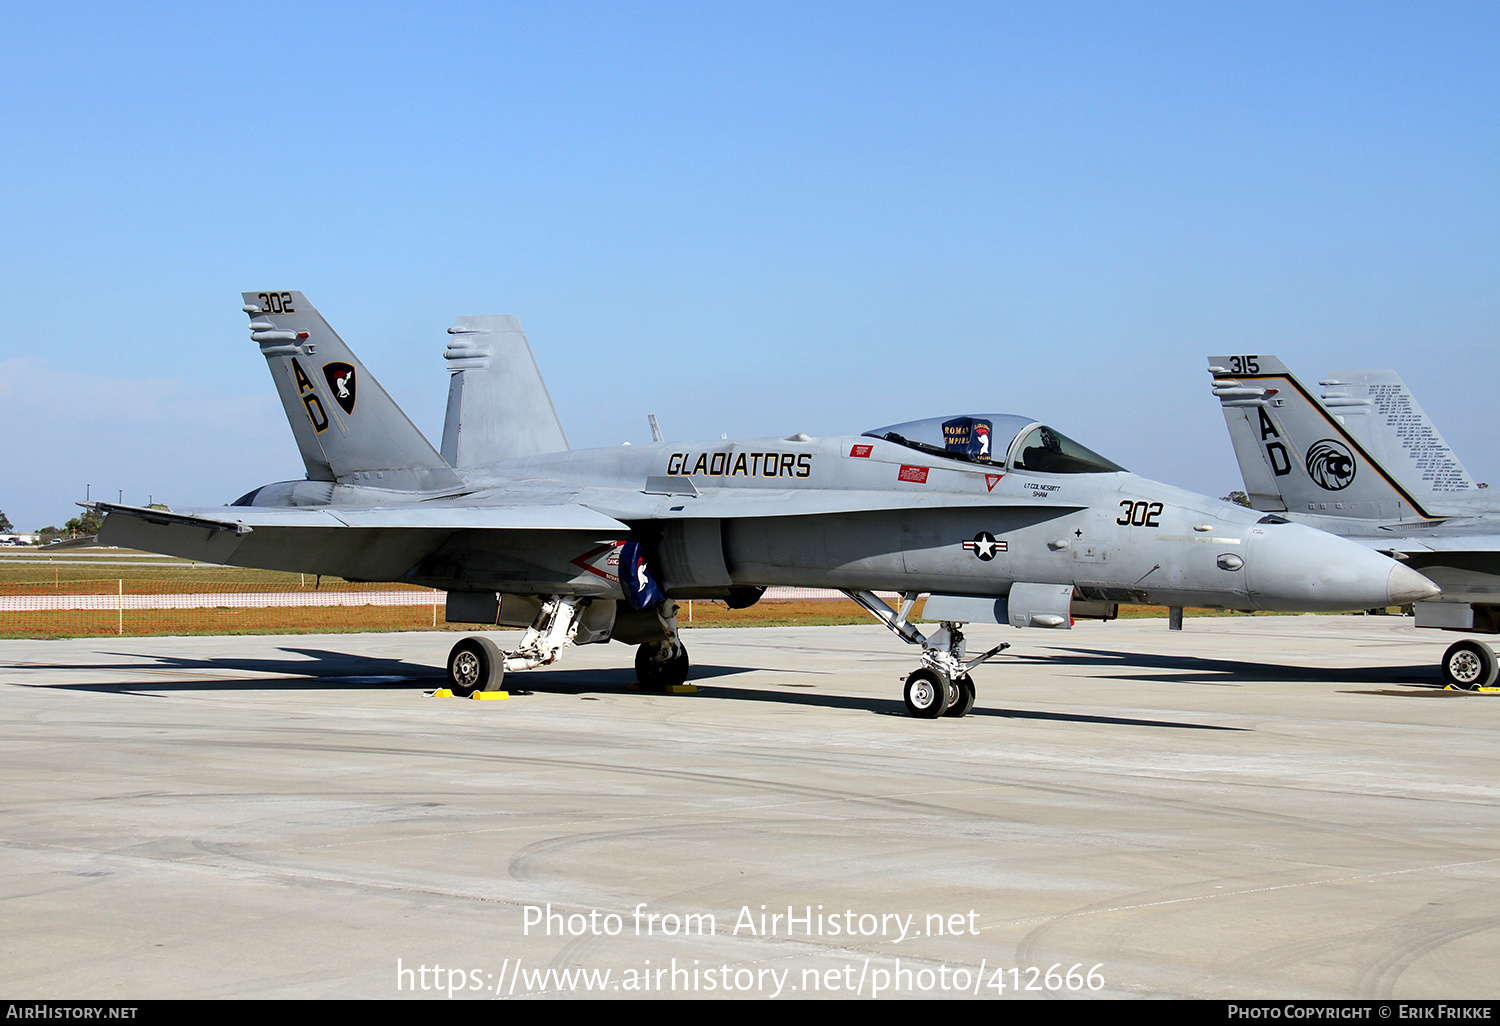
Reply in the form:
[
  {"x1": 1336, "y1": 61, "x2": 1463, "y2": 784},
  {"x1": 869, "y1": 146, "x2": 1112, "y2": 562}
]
[{"x1": 322, "y1": 362, "x2": 357, "y2": 415}]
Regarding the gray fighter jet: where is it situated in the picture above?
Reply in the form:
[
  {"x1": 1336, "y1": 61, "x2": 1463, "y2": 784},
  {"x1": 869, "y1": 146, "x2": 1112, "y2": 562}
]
[
  {"x1": 84, "y1": 293, "x2": 1436, "y2": 718},
  {"x1": 1209, "y1": 354, "x2": 1499, "y2": 688}
]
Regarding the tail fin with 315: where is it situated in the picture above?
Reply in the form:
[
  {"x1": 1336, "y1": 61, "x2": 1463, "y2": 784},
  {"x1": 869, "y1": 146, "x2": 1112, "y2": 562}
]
[{"x1": 1206, "y1": 354, "x2": 1473, "y2": 524}]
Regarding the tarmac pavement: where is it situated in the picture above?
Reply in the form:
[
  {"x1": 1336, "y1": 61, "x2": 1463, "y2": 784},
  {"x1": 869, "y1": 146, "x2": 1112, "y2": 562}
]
[{"x1": 1, "y1": 614, "x2": 1496, "y2": 999}]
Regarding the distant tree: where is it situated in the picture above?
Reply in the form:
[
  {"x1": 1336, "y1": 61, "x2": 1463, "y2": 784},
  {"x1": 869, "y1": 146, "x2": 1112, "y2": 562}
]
[
  {"x1": 0, "y1": 510, "x2": 11, "y2": 533},
  {"x1": 1221, "y1": 490, "x2": 1251, "y2": 507},
  {"x1": 64, "y1": 510, "x2": 104, "y2": 537}
]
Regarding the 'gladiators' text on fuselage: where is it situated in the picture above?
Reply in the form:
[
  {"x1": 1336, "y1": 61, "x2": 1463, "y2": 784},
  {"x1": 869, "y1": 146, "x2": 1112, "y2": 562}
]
[{"x1": 666, "y1": 452, "x2": 814, "y2": 478}]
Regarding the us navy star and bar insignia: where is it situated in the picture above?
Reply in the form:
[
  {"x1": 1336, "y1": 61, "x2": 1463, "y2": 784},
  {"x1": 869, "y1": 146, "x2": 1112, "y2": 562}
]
[{"x1": 963, "y1": 532, "x2": 1006, "y2": 561}]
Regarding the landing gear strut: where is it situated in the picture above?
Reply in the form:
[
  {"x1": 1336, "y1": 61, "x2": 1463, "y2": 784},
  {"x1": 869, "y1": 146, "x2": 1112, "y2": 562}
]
[
  {"x1": 446, "y1": 595, "x2": 597, "y2": 695},
  {"x1": 443, "y1": 595, "x2": 694, "y2": 696},
  {"x1": 633, "y1": 601, "x2": 689, "y2": 689},
  {"x1": 843, "y1": 590, "x2": 1008, "y2": 719}
]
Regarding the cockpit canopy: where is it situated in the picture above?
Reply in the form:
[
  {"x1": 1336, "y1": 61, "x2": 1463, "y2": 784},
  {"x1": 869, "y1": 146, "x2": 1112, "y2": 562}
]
[{"x1": 862, "y1": 415, "x2": 1126, "y2": 474}]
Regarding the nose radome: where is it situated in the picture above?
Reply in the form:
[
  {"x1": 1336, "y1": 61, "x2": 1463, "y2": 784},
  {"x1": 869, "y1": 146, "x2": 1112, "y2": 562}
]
[
  {"x1": 1249, "y1": 523, "x2": 1438, "y2": 612},
  {"x1": 1387, "y1": 564, "x2": 1440, "y2": 605}
]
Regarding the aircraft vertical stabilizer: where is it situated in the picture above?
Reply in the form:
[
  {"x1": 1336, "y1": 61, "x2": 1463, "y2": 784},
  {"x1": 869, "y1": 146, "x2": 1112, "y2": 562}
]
[
  {"x1": 1208, "y1": 355, "x2": 1434, "y2": 522},
  {"x1": 1317, "y1": 369, "x2": 1477, "y2": 498},
  {"x1": 243, "y1": 291, "x2": 460, "y2": 492},
  {"x1": 440, "y1": 315, "x2": 570, "y2": 467}
]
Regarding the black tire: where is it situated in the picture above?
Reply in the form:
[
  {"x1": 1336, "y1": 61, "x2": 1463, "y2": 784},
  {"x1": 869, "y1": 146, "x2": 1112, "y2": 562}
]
[
  {"x1": 448, "y1": 636, "x2": 504, "y2": 697},
  {"x1": 635, "y1": 642, "x2": 689, "y2": 689},
  {"x1": 903, "y1": 668, "x2": 951, "y2": 718},
  {"x1": 1442, "y1": 640, "x2": 1498, "y2": 691},
  {"x1": 943, "y1": 674, "x2": 976, "y2": 718}
]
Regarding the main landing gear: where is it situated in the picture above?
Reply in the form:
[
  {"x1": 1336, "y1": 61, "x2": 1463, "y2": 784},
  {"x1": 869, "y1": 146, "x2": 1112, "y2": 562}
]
[
  {"x1": 843, "y1": 590, "x2": 1007, "y2": 719},
  {"x1": 447, "y1": 636, "x2": 505, "y2": 697},
  {"x1": 444, "y1": 594, "x2": 691, "y2": 696},
  {"x1": 1442, "y1": 639, "x2": 1498, "y2": 690},
  {"x1": 635, "y1": 640, "x2": 689, "y2": 688}
]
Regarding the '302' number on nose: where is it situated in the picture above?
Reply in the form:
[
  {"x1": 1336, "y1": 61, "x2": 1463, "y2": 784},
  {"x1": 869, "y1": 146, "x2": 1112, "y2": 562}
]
[{"x1": 1117, "y1": 500, "x2": 1163, "y2": 527}]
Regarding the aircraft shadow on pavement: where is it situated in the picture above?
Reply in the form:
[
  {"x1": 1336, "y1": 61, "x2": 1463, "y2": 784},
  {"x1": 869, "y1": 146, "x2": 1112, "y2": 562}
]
[
  {"x1": 62, "y1": 643, "x2": 1434, "y2": 691},
  {"x1": 26, "y1": 651, "x2": 1242, "y2": 729},
  {"x1": 17, "y1": 647, "x2": 439, "y2": 694},
  {"x1": 28, "y1": 649, "x2": 754, "y2": 695},
  {"x1": 674, "y1": 684, "x2": 1243, "y2": 730},
  {"x1": 1016, "y1": 645, "x2": 1442, "y2": 687}
]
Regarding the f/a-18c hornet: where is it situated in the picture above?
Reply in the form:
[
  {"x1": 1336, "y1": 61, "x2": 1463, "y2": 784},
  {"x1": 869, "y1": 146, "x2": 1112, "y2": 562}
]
[
  {"x1": 86, "y1": 293, "x2": 1438, "y2": 718},
  {"x1": 1210, "y1": 354, "x2": 1500, "y2": 689}
]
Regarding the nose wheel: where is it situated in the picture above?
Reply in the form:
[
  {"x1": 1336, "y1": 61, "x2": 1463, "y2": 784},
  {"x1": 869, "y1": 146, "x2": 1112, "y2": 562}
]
[
  {"x1": 904, "y1": 668, "x2": 951, "y2": 718},
  {"x1": 944, "y1": 674, "x2": 976, "y2": 718},
  {"x1": 903, "y1": 670, "x2": 979, "y2": 719}
]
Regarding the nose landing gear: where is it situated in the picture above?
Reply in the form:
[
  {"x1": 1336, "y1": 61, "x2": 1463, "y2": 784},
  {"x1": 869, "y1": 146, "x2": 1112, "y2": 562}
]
[{"x1": 844, "y1": 590, "x2": 1008, "y2": 719}]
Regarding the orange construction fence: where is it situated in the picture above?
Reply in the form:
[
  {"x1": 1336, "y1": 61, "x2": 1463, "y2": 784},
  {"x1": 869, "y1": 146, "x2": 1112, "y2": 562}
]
[{"x1": 0, "y1": 579, "x2": 445, "y2": 637}]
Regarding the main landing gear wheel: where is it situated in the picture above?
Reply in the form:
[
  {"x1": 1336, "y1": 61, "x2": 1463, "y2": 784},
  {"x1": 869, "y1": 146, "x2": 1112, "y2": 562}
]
[
  {"x1": 1442, "y1": 640, "x2": 1498, "y2": 690},
  {"x1": 635, "y1": 642, "x2": 689, "y2": 689},
  {"x1": 903, "y1": 668, "x2": 951, "y2": 718},
  {"x1": 943, "y1": 674, "x2": 976, "y2": 718},
  {"x1": 447, "y1": 636, "x2": 505, "y2": 697}
]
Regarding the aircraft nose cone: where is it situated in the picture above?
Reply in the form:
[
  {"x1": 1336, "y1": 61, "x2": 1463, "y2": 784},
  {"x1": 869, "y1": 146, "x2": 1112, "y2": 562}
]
[
  {"x1": 1249, "y1": 524, "x2": 1435, "y2": 612},
  {"x1": 1387, "y1": 564, "x2": 1440, "y2": 605}
]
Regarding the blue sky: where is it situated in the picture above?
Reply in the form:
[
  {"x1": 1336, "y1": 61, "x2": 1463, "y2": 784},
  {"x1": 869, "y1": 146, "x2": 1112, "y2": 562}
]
[{"x1": 1, "y1": 1, "x2": 1495, "y2": 531}]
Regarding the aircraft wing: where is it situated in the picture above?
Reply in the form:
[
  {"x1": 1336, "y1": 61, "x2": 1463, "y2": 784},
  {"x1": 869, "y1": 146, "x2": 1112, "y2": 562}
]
[
  {"x1": 93, "y1": 500, "x2": 632, "y2": 581},
  {"x1": 94, "y1": 485, "x2": 1088, "y2": 592},
  {"x1": 92, "y1": 500, "x2": 628, "y2": 533}
]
